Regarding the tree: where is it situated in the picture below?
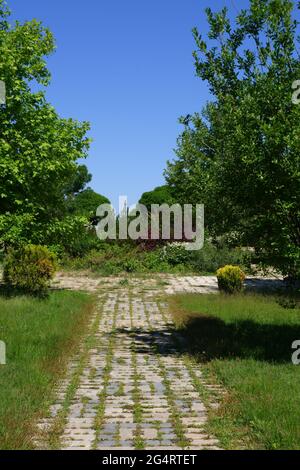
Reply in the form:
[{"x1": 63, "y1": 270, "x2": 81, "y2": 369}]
[
  {"x1": 67, "y1": 187, "x2": 110, "y2": 219},
  {"x1": 64, "y1": 164, "x2": 92, "y2": 199},
  {"x1": 165, "y1": 114, "x2": 222, "y2": 233},
  {"x1": 165, "y1": 0, "x2": 300, "y2": 278},
  {"x1": 139, "y1": 185, "x2": 175, "y2": 211},
  {"x1": 0, "y1": 1, "x2": 90, "y2": 248}
]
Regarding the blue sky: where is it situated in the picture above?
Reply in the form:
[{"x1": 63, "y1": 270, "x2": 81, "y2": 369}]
[{"x1": 11, "y1": 0, "x2": 249, "y2": 209}]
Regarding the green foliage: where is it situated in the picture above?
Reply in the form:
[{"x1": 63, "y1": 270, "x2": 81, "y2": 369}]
[
  {"x1": 190, "y1": 240, "x2": 252, "y2": 274},
  {"x1": 62, "y1": 241, "x2": 192, "y2": 275},
  {"x1": 64, "y1": 165, "x2": 92, "y2": 197},
  {"x1": 217, "y1": 265, "x2": 246, "y2": 294},
  {"x1": 61, "y1": 237, "x2": 252, "y2": 275},
  {"x1": 139, "y1": 185, "x2": 175, "y2": 210},
  {"x1": 122, "y1": 258, "x2": 142, "y2": 273},
  {"x1": 165, "y1": 0, "x2": 300, "y2": 278},
  {"x1": 140, "y1": 250, "x2": 171, "y2": 272},
  {"x1": 66, "y1": 188, "x2": 110, "y2": 218},
  {"x1": 165, "y1": 114, "x2": 213, "y2": 213},
  {"x1": 0, "y1": 213, "x2": 36, "y2": 247},
  {"x1": 0, "y1": 289, "x2": 93, "y2": 449},
  {"x1": 0, "y1": 2, "x2": 91, "y2": 249},
  {"x1": 160, "y1": 243, "x2": 192, "y2": 266},
  {"x1": 40, "y1": 216, "x2": 91, "y2": 257},
  {"x1": 171, "y1": 293, "x2": 300, "y2": 449},
  {"x1": 3, "y1": 244, "x2": 57, "y2": 295}
]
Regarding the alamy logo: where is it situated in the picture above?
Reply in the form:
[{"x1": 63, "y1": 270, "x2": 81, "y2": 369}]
[
  {"x1": 292, "y1": 80, "x2": 300, "y2": 105},
  {"x1": 0, "y1": 80, "x2": 6, "y2": 105},
  {"x1": 0, "y1": 341, "x2": 6, "y2": 365},
  {"x1": 292, "y1": 340, "x2": 300, "y2": 365},
  {"x1": 95, "y1": 197, "x2": 205, "y2": 251}
]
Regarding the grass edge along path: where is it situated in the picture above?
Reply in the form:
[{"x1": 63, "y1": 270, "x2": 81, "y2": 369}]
[
  {"x1": 169, "y1": 292, "x2": 300, "y2": 450},
  {"x1": 47, "y1": 294, "x2": 105, "y2": 450},
  {"x1": 0, "y1": 290, "x2": 95, "y2": 450}
]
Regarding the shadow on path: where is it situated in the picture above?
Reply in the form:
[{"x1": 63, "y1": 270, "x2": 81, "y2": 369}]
[{"x1": 112, "y1": 314, "x2": 300, "y2": 365}]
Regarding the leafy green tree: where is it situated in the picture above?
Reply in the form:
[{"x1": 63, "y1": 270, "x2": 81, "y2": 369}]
[
  {"x1": 67, "y1": 188, "x2": 110, "y2": 219},
  {"x1": 166, "y1": 0, "x2": 300, "y2": 278},
  {"x1": 0, "y1": 1, "x2": 90, "y2": 248},
  {"x1": 64, "y1": 165, "x2": 92, "y2": 199},
  {"x1": 139, "y1": 185, "x2": 175, "y2": 210},
  {"x1": 165, "y1": 114, "x2": 222, "y2": 233}
]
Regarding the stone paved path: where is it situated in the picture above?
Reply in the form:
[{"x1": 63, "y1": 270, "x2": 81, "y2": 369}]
[
  {"x1": 36, "y1": 278, "x2": 224, "y2": 450},
  {"x1": 36, "y1": 273, "x2": 285, "y2": 450},
  {"x1": 52, "y1": 272, "x2": 284, "y2": 295}
]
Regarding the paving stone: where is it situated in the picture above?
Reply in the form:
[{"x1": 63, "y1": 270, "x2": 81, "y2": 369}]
[
  {"x1": 97, "y1": 440, "x2": 117, "y2": 448},
  {"x1": 142, "y1": 429, "x2": 158, "y2": 440},
  {"x1": 35, "y1": 276, "x2": 224, "y2": 450},
  {"x1": 145, "y1": 440, "x2": 162, "y2": 447}
]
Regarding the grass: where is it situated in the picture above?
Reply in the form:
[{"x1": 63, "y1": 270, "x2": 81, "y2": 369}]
[
  {"x1": 0, "y1": 290, "x2": 94, "y2": 450},
  {"x1": 93, "y1": 297, "x2": 117, "y2": 449},
  {"x1": 170, "y1": 292, "x2": 300, "y2": 450},
  {"x1": 143, "y1": 295, "x2": 189, "y2": 448}
]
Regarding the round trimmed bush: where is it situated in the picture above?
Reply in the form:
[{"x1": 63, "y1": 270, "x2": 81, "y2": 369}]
[
  {"x1": 3, "y1": 245, "x2": 57, "y2": 295},
  {"x1": 217, "y1": 265, "x2": 245, "y2": 294}
]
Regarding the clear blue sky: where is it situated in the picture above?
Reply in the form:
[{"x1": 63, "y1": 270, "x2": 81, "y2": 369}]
[{"x1": 11, "y1": 0, "x2": 249, "y2": 209}]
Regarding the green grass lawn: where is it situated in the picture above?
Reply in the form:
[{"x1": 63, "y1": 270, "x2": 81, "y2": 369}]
[
  {"x1": 170, "y1": 293, "x2": 300, "y2": 450},
  {"x1": 0, "y1": 290, "x2": 94, "y2": 450}
]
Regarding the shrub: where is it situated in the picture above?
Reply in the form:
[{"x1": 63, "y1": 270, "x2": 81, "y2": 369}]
[
  {"x1": 142, "y1": 250, "x2": 170, "y2": 272},
  {"x1": 160, "y1": 243, "x2": 192, "y2": 266},
  {"x1": 122, "y1": 258, "x2": 143, "y2": 273},
  {"x1": 217, "y1": 265, "x2": 245, "y2": 294},
  {"x1": 3, "y1": 245, "x2": 57, "y2": 295},
  {"x1": 190, "y1": 240, "x2": 252, "y2": 274},
  {"x1": 43, "y1": 216, "x2": 93, "y2": 257}
]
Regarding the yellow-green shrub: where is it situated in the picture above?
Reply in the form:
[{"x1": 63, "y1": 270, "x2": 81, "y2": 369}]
[
  {"x1": 217, "y1": 265, "x2": 245, "y2": 294},
  {"x1": 3, "y1": 245, "x2": 57, "y2": 295}
]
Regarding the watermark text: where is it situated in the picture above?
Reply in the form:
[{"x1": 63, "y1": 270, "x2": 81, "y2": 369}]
[
  {"x1": 292, "y1": 340, "x2": 300, "y2": 365},
  {"x1": 95, "y1": 197, "x2": 204, "y2": 251},
  {"x1": 0, "y1": 341, "x2": 6, "y2": 365}
]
